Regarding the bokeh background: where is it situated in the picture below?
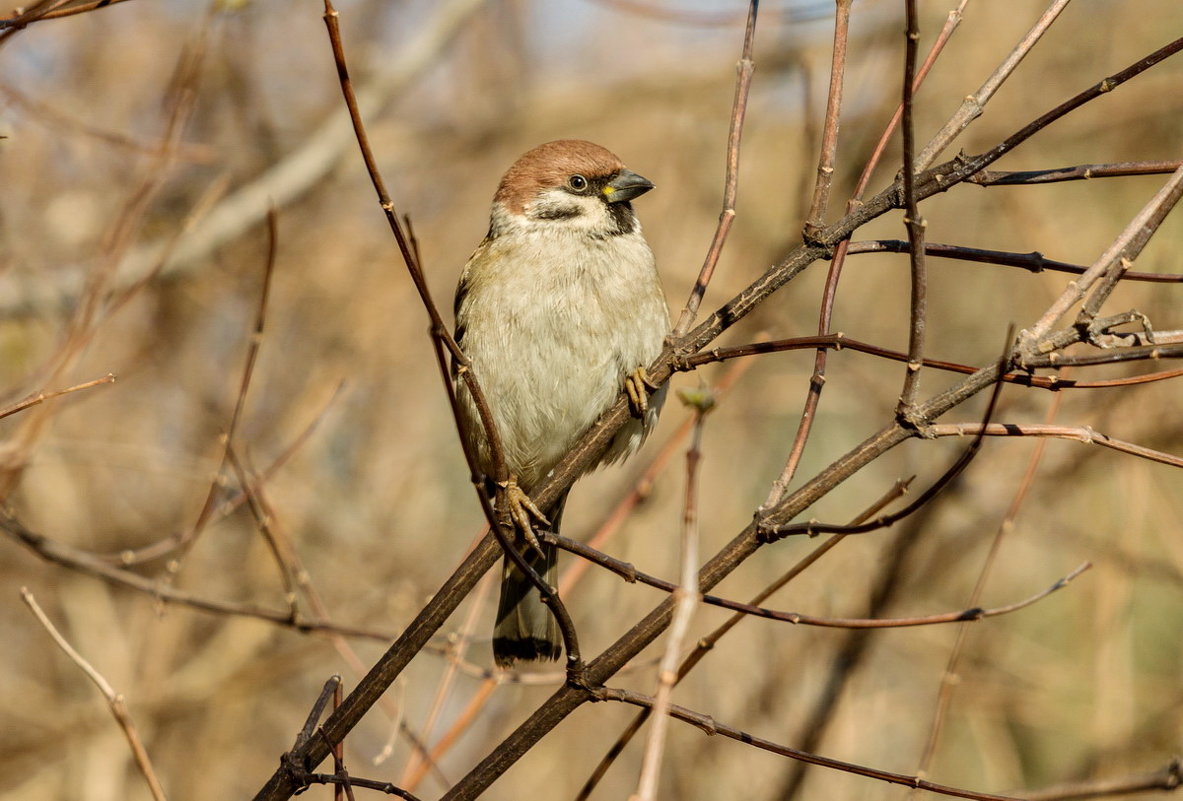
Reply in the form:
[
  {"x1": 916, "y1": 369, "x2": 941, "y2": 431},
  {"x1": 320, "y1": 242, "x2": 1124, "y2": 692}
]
[{"x1": 1, "y1": 0, "x2": 1181, "y2": 799}]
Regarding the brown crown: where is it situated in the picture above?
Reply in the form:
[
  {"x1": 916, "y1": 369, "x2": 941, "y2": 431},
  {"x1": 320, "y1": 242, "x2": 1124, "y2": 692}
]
[{"x1": 494, "y1": 140, "x2": 626, "y2": 213}]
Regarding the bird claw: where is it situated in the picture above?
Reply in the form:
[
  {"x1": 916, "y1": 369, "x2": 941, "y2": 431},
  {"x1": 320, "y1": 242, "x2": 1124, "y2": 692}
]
[
  {"x1": 625, "y1": 366, "x2": 656, "y2": 418},
  {"x1": 498, "y1": 477, "x2": 550, "y2": 554}
]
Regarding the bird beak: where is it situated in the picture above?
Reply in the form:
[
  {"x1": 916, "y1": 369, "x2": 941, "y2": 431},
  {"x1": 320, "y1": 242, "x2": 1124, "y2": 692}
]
[{"x1": 603, "y1": 169, "x2": 654, "y2": 203}]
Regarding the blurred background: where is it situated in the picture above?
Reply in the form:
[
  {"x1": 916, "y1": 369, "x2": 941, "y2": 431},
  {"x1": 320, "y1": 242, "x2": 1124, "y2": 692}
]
[{"x1": 1, "y1": 0, "x2": 1181, "y2": 799}]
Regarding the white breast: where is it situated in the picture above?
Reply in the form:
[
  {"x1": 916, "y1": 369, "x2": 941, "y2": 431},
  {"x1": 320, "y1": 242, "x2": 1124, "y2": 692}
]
[{"x1": 456, "y1": 224, "x2": 668, "y2": 490}]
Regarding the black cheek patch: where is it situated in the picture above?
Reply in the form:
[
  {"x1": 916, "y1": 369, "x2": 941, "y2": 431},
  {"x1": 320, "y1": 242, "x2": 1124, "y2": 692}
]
[{"x1": 534, "y1": 205, "x2": 584, "y2": 221}]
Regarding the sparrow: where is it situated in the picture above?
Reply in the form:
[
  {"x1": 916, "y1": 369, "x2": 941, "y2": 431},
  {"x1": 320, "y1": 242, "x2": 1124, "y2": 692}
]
[{"x1": 452, "y1": 140, "x2": 669, "y2": 667}]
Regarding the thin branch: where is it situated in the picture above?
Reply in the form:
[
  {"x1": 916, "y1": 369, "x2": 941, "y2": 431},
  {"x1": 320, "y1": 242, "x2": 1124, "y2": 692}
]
[
  {"x1": 0, "y1": 373, "x2": 115, "y2": 421},
  {"x1": 897, "y1": 0, "x2": 928, "y2": 417},
  {"x1": 298, "y1": 774, "x2": 423, "y2": 800},
  {"x1": 1023, "y1": 342, "x2": 1183, "y2": 368},
  {"x1": 167, "y1": 206, "x2": 280, "y2": 577},
  {"x1": 546, "y1": 527, "x2": 1089, "y2": 628},
  {"x1": 800, "y1": 0, "x2": 851, "y2": 240},
  {"x1": 846, "y1": 240, "x2": 1183, "y2": 283},
  {"x1": 631, "y1": 389, "x2": 711, "y2": 801},
  {"x1": 294, "y1": 676, "x2": 343, "y2": 752},
  {"x1": 677, "y1": 332, "x2": 1183, "y2": 389},
  {"x1": 1021, "y1": 163, "x2": 1183, "y2": 349},
  {"x1": 21, "y1": 588, "x2": 168, "y2": 801},
  {"x1": 331, "y1": 680, "x2": 353, "y2": 801},
  {"x1": 671, "y1": 0, "x2": 757, "y2": 336},
  {"x1": 225, "y1": 445, "x2": 300, "y2": 620},
  {"x1": 969, "y1": 159, "x2": 1183, "y2": 186},
  {"x1": 2, "y1": 510, "x2": 398, "y2": 641},
  {"x1": 594, "y1": 687, "x2": 1027, "y2": 801},
  {"x1": 1018, "y1": 758, "x2": 1183, "y2": 801},
  {"x1": 0, "y1": 0, "x2": 133, "y2": 29},
  {"x1": 916, "y1": 0, "x2": 1073, "y2": 169},
  {"x1": 929, "y1": 422, "x2": 1183, "y2": 469}
]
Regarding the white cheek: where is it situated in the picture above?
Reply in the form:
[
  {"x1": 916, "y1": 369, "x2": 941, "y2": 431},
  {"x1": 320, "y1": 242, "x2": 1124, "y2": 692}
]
[{"x1": 525, "y1": 191, "x2": 617, "y2": 232}]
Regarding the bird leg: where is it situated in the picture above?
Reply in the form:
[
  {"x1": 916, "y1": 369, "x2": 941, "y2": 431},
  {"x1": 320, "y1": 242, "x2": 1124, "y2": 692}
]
[
  {"x1": 624, "y1": 366, "x2": 657, "y2": 418},
  {"x1": 497, "y1": 476, "x2": 550, "y2": 555}
]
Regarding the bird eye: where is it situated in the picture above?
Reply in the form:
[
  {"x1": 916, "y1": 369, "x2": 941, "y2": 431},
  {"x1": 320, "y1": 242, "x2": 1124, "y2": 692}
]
[{"x1": 567, "y1": 174, "x2": 588, "y2": 192}]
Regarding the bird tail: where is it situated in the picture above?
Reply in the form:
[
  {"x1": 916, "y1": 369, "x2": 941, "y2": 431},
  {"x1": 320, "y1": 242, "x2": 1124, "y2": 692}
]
[{"x1": 492, "y1": 494, "x2": 566, "y2": 667}]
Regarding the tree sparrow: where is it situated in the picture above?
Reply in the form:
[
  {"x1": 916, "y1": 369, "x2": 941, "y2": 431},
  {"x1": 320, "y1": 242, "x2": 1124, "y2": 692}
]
[{"x1": 453, "y1": 140, "x2": 669, "y2": 667}]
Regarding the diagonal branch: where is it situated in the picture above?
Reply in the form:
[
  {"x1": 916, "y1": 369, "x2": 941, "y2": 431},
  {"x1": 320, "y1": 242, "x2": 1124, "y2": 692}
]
[
  {"x1": 916, "y1": 0, "x2": 1073, "y2": 169},
  {"x1": 671, "y1": 0, "x2": 757, "y2": 336},
  {"x1": 595, "y1": 686, "x2": 1027, "y2": 801},
  {"x1": 21, "y1": 587, "x2": 168, "y2": 801}
]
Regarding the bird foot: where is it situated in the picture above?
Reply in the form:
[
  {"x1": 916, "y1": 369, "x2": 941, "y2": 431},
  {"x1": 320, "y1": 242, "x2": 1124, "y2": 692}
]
[
  {"x1": 625, "y1": 366, "x2": 657, "y2": 418},
  {"x1": 497, "y1": 477, "x2": 550, "y2": 554}
]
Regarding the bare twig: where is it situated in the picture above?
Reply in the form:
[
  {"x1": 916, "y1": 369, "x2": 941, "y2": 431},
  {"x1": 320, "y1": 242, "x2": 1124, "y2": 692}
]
[
  {"x1": 595, "y1": 686, "x2": 1027, "y2": 801},
  {"x1": 846, "y1": 239, "x2": 1183, "y2": 283},
  {"x1": 631, "y1": 388, "x2": 711, "y2": 801},
  {"x1": 298, "y1": 774, "x2": 422, "y2": 800},
  {"x1": 800, "y1": 0, "x2": 851, "y2": 240},
  {"x1": 21, "y1": 587, "x2": 169, "y2": 801},
  {"x1": 165, "y1": 206, "x2": 280, "y2": 578},
  {"x1": 0, "y1": 0, "x2": 133, "y2": 29},
  {"x1": 2, "y1": 511, "x2": 397, "y2": 641},
  {"x1": 679, "y1": 332, "x2": 1183, "y2": 389},
  {"x1": 1023, "y1": 342, "x2": 1183, "y2": 368},
  {"x1": 1021, "y1": 164, "x2": 1183, "y2": 352},
  {"x1": 929, "y1": 422, "x2": 1183, "y2": 469},
  {"x1": 546, "y1": 528, "x2": 1089, "y2": 629},
  {"x1": 897, "y1": 0, "x2": 928, "y2": 418},
  {"x1": 672, "y1": 0, "x2": 757, "y2": 336},
  {"x1": 916, "y1": 0, "x2": 1073, "y2": 169},
  {"x1": 0, "y1": 374, "x2": 115, "y2": 421},
  {"x1": 296, "y1": 676, "x2": 343, "y2": 749},
  {"x1": 969, "y1": 159, "x2": 1183, "y2": 185},
  {"x1": 1018, "y1": 758, "x2": 1183, "y2": 801},
  {"x1": 225, "y1": 445, "x2": 300, "y2": 620}
]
